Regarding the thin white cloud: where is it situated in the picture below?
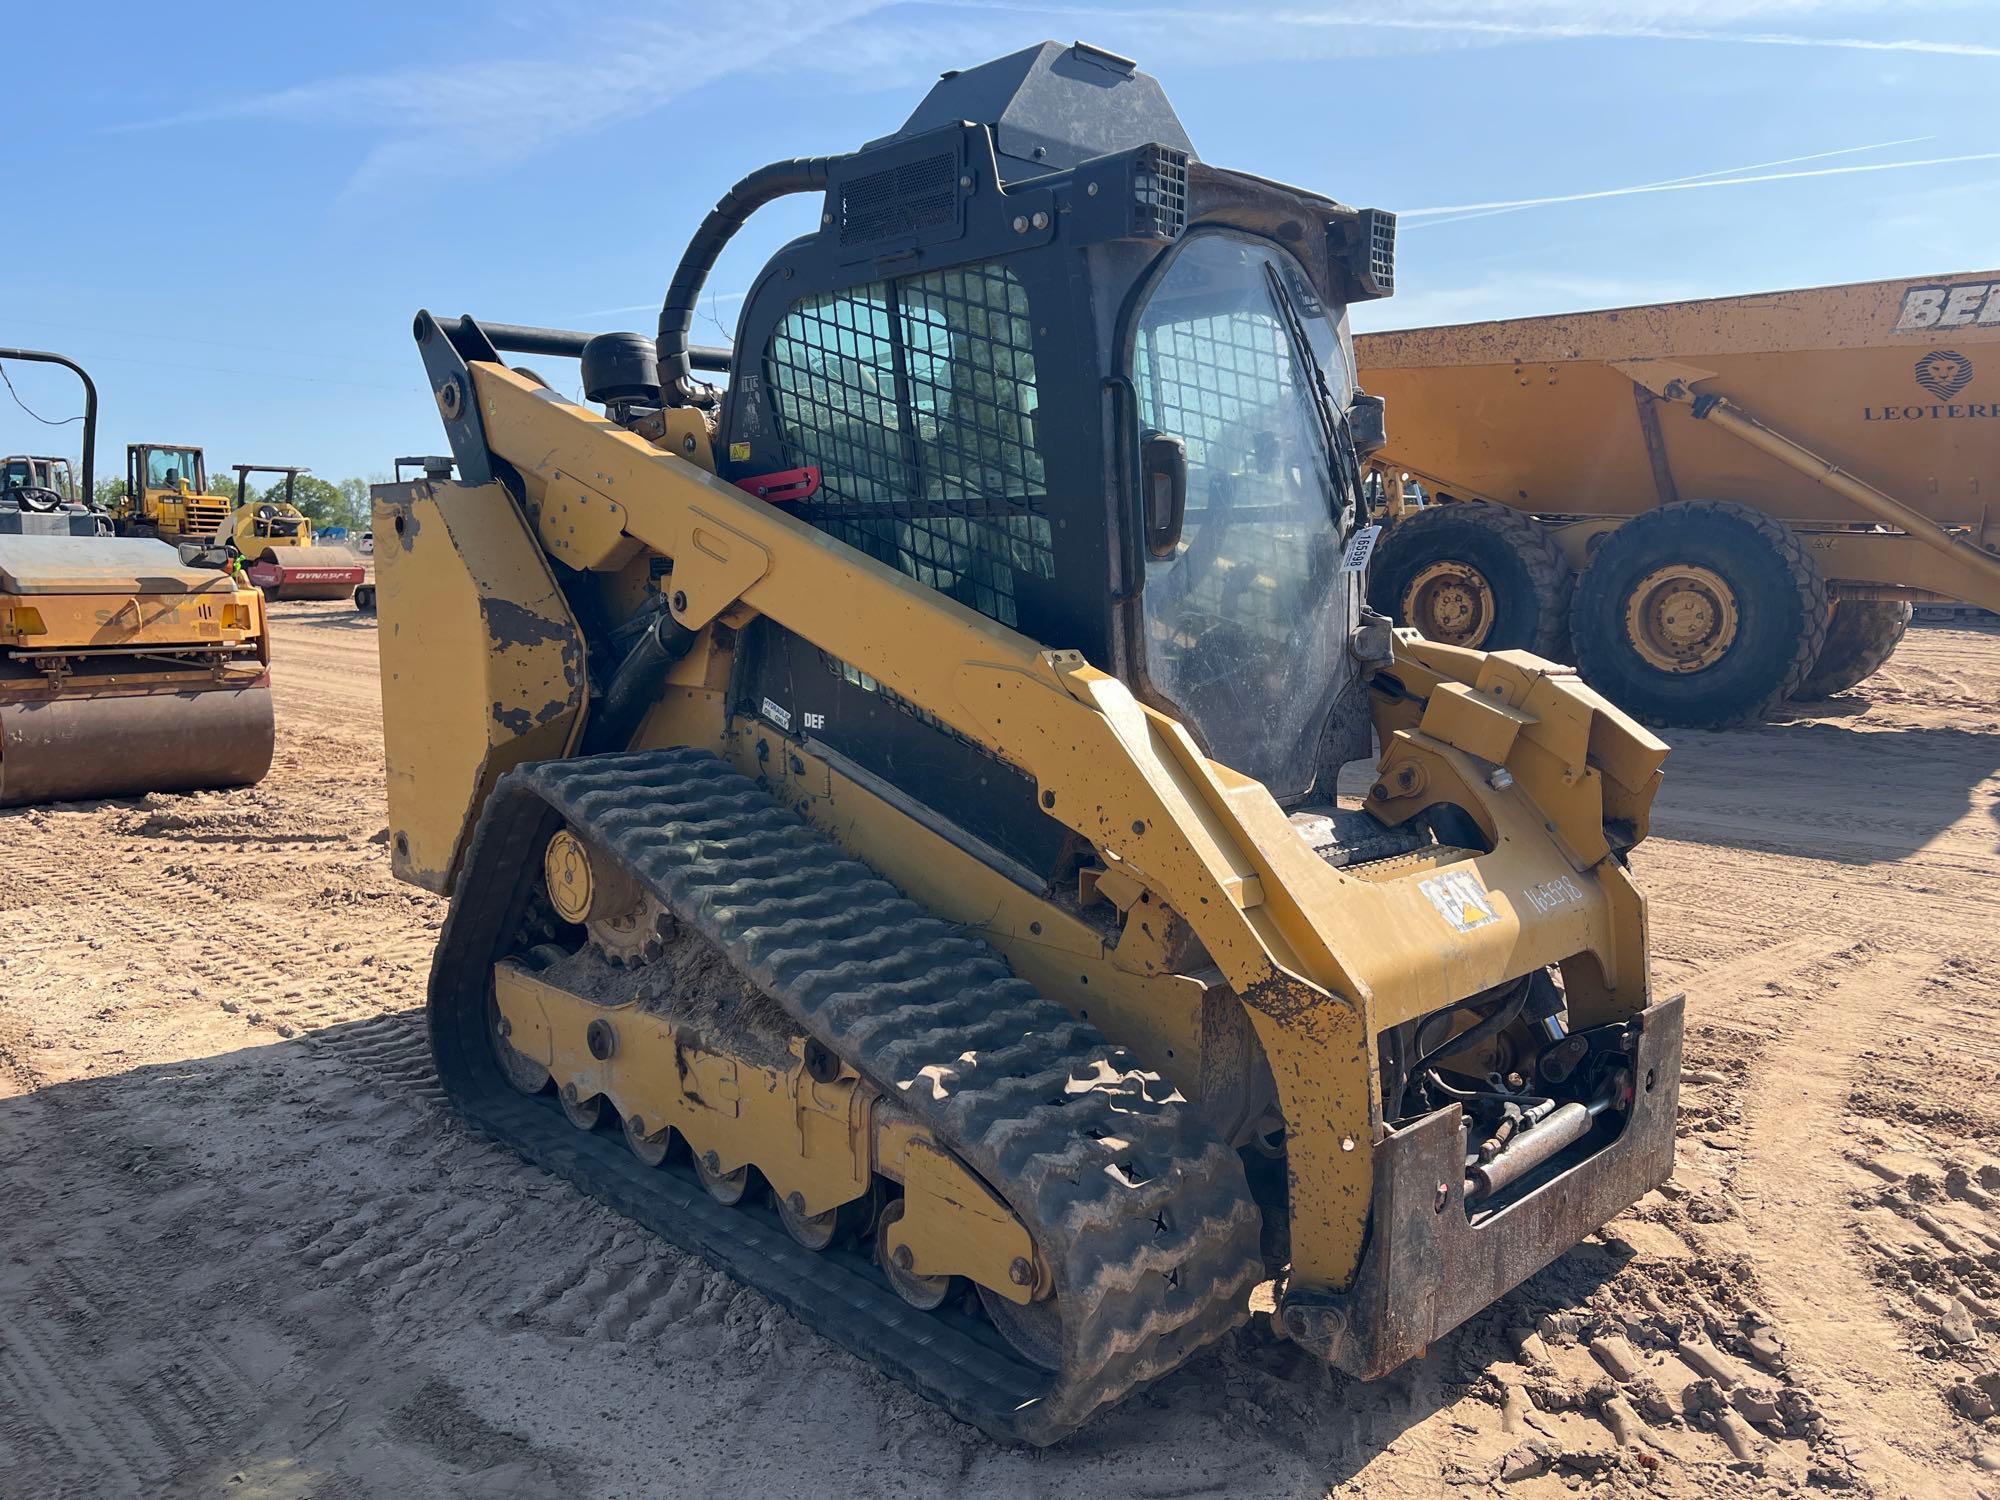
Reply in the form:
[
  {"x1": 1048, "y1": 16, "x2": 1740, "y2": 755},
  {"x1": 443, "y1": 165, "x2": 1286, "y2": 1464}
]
[
  {"x1": 569, "y1": 291, "x2": 747, "y2": 322},
  {"x1": 108, "y1": 0, "x2": 2000, "y2": 202},
  {"x1": 1403, "y1": 150, "x2": 2000, "y2": 217},
  {"x1": 114, "y1": 1, "x2": 898, "y2": 198},
  {"x1": 935, "y1": 0, "x2": 2000, "y2": 62},
  {"x1": 1408, "y1": 135, "x2": 1936, "y2": 229}
]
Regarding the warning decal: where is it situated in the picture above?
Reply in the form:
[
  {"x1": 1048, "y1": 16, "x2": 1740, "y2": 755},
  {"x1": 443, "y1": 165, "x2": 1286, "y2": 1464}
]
[{"x1": 1419, "y1": 869, "x2": 1500, "y2": 934}]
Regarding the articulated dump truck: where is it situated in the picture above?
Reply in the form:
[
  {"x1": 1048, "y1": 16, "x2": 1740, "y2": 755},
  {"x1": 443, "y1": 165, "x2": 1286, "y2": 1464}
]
[
  {"x1": 0, "y1": 349, "x2": 274, "y2": 805},
  {"x1": 376, "y1": 43, "x2": 1681, "y2": 1442},
  {"x1": 1359, "y1": 273, "x2": 2000, "y2": 726}
]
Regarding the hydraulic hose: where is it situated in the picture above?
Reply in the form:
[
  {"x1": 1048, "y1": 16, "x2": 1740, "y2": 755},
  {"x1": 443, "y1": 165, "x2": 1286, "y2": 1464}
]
[
  {"x1": 1412, "y1": 975, "x2": 1532, "y2": 1080},
  {"x1": 583, "y1": 607, "x2": 701, "y2": 754},
  {"x1": 657, "y1": 157, "x2": 846, "y2": 403}
]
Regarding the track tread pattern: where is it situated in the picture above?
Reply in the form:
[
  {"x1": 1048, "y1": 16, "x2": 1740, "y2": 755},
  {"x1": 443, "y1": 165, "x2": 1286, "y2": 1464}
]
[{"x1": 429, "y1": 748, "x2": 1262, "y2": 1444}]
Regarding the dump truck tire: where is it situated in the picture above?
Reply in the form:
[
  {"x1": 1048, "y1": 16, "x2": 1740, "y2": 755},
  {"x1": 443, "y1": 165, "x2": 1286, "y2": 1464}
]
[
  {"x1": 1367, "y1": 501, "x2": 1571, "y2": 657},
  {"x1": 1570, "y1": 500, "x2": 1827, "y2": 728},
  {"x1": 1794, "y1": 598, "x2": 1912, "y2": 699}
]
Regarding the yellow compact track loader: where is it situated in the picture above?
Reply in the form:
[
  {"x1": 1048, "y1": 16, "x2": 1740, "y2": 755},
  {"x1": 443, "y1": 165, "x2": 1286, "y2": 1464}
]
[
  {"x1": 218, "y1": 465, "x2": 366, "y2": 601},
  {"x1": 377, "y1": 43, "x2": 1680, "y2": 1443},
  {"x1": 0, "y1": 349, "x2": 274, "y2": 804}
]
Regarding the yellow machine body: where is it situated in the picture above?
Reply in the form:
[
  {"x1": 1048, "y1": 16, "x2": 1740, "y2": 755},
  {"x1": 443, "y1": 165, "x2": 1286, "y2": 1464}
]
[{"x1": 378, "y1": 360, "x2": 1678, "y2": 1424}]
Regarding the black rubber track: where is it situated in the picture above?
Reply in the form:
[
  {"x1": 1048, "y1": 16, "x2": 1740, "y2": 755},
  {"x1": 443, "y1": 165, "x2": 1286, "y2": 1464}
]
[
  {"x1": 1794, "y1": 598, "x2": 1911, "y2": 699},
  {"x1": 1368, "y1": 500, "x2": 1574, "y2": 659},
  {"x1": 428, "y1": 748, "x2": 1264, "y2": 1445},
  {"x1": 1569, "y1": 500, "x2": 1828, "y2": 729}
]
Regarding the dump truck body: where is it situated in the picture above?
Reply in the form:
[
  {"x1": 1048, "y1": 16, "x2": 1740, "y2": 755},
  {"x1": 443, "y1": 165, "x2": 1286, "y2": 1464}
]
[
  {"x1": 376, "y1": 41, "x2": 1678, "y2": 1443},
  {"x1": 1358, "y1": 273, "x2": 2000, "y2": 724}
]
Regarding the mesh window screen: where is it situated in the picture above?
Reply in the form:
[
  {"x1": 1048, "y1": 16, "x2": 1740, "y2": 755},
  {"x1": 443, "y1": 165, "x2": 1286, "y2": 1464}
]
[
  {"x1": 765, "y1": 263, "x2": 1052, "y2": 627},
  {"x1": 1135, "y1": 309, "x2": 1303, "y2": 643}
]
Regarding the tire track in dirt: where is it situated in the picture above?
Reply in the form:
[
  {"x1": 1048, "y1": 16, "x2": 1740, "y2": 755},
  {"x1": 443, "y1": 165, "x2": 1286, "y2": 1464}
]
[{"x1": 1707, "y1": 943, "x2": 1955, "y2": 1492}]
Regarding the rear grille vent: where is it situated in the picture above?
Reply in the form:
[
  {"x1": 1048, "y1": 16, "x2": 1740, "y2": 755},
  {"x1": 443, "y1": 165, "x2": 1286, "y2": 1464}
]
[
  {"x1": 1358, "y1": 207, "x2": 1396, "y2": 297},
  {"x1": 840, "y1": 152, "x2": 959, "y2": 246},
  {"x1": 1133, "y1": 145, "x2": 1189, "y2": 239}
]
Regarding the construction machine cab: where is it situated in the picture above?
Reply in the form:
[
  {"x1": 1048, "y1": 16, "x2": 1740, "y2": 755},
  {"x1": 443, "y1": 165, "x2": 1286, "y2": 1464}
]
[
  {"x1": 0, "y1": 351, "x2": 107, "y2": 538},
  {"x1": 683, "y1": 41, "x2": 1398, "y2": 808},
  {"x1": 121, "y1": 441, "x2": 233, "y2": 542},
  {"x1": 1, "y1": 456, "x2": 77, "y2": 508},
  {"x1": 233, "y1": 465, "x2": 312, "y2": 542}
]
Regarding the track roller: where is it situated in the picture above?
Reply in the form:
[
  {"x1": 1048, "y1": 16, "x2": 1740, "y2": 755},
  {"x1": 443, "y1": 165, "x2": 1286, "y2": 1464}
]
[{"x1": 876, "y1": 1201, "x2": 952, "y2": 1311}]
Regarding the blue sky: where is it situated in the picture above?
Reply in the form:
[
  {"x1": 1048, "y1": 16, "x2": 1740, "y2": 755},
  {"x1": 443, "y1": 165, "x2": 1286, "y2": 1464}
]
[{"x1": 6, "y1": 1, "x2": 1998, "y2": 481}]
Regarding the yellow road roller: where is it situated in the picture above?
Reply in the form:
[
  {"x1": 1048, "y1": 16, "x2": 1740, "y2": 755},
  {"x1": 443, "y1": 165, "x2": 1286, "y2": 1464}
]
[{"x1": 0, "y1": 348, "x2": 274, "y2": 804}]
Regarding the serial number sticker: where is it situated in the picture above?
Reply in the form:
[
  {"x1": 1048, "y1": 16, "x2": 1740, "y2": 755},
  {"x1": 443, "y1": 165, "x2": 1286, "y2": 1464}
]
[
  {"x1": 729, "y1": 441, "x2": 752, "y2": 462},
  {"x1": 1523, "y1": 874, "x2": 1585, "y2": 915},
  {"x1": 1341, "y1": 523, "x2": 1383, "y2": 573},
  {"x1": 1419, "y1": 869, "x2": 1499, "y2": 933},
  {"x1": 759, "y1": 697, "x2": 792, "y2": 731}
]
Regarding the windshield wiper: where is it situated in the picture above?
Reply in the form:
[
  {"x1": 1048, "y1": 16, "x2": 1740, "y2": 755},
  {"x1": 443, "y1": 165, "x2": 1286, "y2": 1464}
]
[{"x1": 1261, "y1": 261, "x2": 1362, "y2": 528}]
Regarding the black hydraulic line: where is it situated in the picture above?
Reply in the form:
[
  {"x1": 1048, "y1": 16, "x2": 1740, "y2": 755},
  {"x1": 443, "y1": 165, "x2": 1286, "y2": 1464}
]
[
  {"x1": 582, "y1": 608, "x2": 702, "y2": 755},
  {"x1": 1411, "y1": 975, "x2": 1532, "y2": 1081},
  {"x1": 657, "y1": 157, "x2": 845, "y2": 401},
  {"x1": 436, "y1": 317, "x2": 731, "y2": 372}
]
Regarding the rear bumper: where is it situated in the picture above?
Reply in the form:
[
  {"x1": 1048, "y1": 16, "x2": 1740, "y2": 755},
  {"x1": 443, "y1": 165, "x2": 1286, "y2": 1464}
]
[{"x1": 1282, "y1": 992, "x2": 1682, "y2": 1377}]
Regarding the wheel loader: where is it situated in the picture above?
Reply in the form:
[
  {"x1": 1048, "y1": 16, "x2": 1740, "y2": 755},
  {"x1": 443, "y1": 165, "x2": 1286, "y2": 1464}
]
[
  {"x1": 214, "y1": 465, "x2": 366, "y2": 601},
  {"x1": 112, "y1": 441, "x2": 235, "y2": 549},
  {"x1": 377, "y1": 42, "x2": 1681, "y2": 1443},
  {"x1": 0, "y1": 349, "x2": 274, "y2": 804}
]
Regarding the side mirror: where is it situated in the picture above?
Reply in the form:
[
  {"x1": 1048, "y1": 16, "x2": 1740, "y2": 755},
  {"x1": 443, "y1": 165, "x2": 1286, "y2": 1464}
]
[
  {"x1": 1349, "y1": 391, "x2": 1387, "y2": 457},
  {"x1": 1141, "y1": 429, "x2": 1188, "y2": 559}
]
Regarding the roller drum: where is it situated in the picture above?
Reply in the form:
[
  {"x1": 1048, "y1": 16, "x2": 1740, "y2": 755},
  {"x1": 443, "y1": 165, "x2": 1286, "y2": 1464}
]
[
  {"x1": 0, "y1": 685, "x2": 275, "y2": 805},
  {"x1": 254, "y1": 544, "x2": 365, "y2": 601}
]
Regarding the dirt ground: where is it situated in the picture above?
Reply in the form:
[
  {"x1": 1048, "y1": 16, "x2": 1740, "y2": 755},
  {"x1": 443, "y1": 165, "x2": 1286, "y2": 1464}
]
[{"x1": 3, "y1": 605, "x2": 1998, "y2": 1498}]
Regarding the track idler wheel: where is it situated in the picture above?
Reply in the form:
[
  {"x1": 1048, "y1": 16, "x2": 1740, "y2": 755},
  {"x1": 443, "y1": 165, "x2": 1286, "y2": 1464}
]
[{"x1": 979, "y1": 1286, "x2": 1064, "y2": 1372}]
